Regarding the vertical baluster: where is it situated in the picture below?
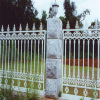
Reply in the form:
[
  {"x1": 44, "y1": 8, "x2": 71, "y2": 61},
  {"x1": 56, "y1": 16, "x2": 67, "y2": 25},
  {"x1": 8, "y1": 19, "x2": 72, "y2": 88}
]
[
  {"x1": 34, "y1": 40, "x2": 36, "y2": 74},
  {"x1": 62, "y1": 37, "x2": 64, "y2": 92},
  {"x1": 20, "y1": 40, "x2": 22, "y2": 73},
  {"x1": 64, "y1": 39, "x2": 67, "y2": 77},
  {"x1": 87, "y1": 39, "x2": 90, "y2": 79},
  {"x1": 77, "y1": 39, "x2": 80, "y2": 78},
  {"x1": 27, "y1": 40, "x2": 29, "y2": 73},
  {"x1": 13, "y1": 24, "x2": 16, "y2": 74},
  {"x1": 2, "y1": 40, "x2": 4, "y2": 70},
  {"x1": 41, "y1": 40, "x2": 43, "y2": 75},
  {"x1": 73, "y1": 39, "x2": 75, "y2": 78},
  {"x1": 66, "y1": 21, "x2": 70, "y2": 29},
  {"x1": 32, "y1": 23, "x2": 35, "y2": 31},
  {"x1": 37, "y1": 40, "x2": 40, "y2": 74},
  {"x1": 97, "y1": 39, "x2": 99, "y2": 80},
  {"x1": 39, "y1": 25, "x2": 42, "y2": 90},
  {"x1": 7, "y1": 25, "x2": 10, "y2": 71},
  {"x1": 8, "y1": 40, "x2": 10, "y2": 72},
  {"x1": 7, "y1": 25, "x2": 10, "y2": 72},
  {"x1": 92, "y1": 40, "x2": 94, "y2": 80},
  {"x1": 1, "y1": 25, "x2": 4, "y2": 71},
  {"x1": 43, "y1": 35, "x2": 46, "y2": 91},
  {"x1": 11, "y1": 40, "x2": 13, "y2": 72},
  {"x1": 5, "y1": 40, "x2": 7, "y2": 71},
  {"x1": 69, "y1": 39, "x2": 71, "y2": 77},
  {"x1": 44, "y1": 37, "x2": 46, "y2": 73},
  {"x1": 26, "y1": 40, "x2": 29, "y2": 90},
  {"x1": 0, "y1": 26, "x2": 2, "y2": 68},
  {"x1": 75, "y1": 21, "x2": 79, "y2": 29},
  {"x1": 26, "y1": 39, "x2": 29, "y2": 91},
  {"x1": 19, "y1": 24, "x2": 22, "y2": 74},
  {"x1": 2, "y1": 40, "x2": 4, "y2": 88},
  {"x1": 82, "y1": 39, "x2": 85, "y2": 79},
  {"x1": 40, "y1": 22, "x2": 43, "y2": 30},
  {"x1": 33, "y1": 23, "x2": 35, "y2": 74},
  {"x1": 11, "y1": 40, "x2": 13, "y2": 89},
  {"x1": 14, "y1": 40, "x2": 16, "y2": 73},
  {"x1": 30, "y1": 40, "x2": 33, "y2": 74},
  {"x1": 17, "y1": 40, "x2": 19, "y2": 73},
  {"x1": 24, "y1": 40, "x2": 26, "y2": 73}
]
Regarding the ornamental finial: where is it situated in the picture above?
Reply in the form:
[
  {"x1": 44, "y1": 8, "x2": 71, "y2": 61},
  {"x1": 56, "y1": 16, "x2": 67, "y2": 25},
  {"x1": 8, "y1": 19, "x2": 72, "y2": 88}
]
[{"x1": 52, "y1": 0, "x2": 59, "y2": 17}]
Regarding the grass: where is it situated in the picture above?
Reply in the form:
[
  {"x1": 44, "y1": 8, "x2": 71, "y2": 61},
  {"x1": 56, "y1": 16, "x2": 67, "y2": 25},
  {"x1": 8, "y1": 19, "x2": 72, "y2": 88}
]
[{"x1": 63, "y1": 64, "x2": 99, "y2": 80}]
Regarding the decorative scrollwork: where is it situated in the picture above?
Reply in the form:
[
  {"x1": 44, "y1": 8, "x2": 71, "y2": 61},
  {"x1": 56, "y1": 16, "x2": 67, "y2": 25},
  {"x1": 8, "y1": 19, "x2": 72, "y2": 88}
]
[
  {"x1": 83, "y1": 89, "x2": 88, "y2": 97},
  {"x1": 24, "y1": 81, "x2": 27, "y2": 87},
  {"x1": 93, "y1": 91, "x2": 98, "y2": 98},
  {"x1": 74, "y1": 88, "x2": 78, "y2": 95},
  {"x1": 38, "y1": 83, "x2": 41, "y2": 90},
  {"x1": 5, "y1": 79, "x2": 8, "y2": 85},
  {"x1": 65, "y1": 87, "x2": 69, "y2": 94},
  {"x1": 63, "y1": 30, "x2": 100, "y2": 39}
]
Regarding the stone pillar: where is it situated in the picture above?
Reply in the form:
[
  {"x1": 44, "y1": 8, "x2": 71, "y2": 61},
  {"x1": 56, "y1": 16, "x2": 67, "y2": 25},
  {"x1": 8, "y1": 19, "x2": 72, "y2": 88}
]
[{"x1": 46, "y1": 17, "x2": 62, "y2": 99}]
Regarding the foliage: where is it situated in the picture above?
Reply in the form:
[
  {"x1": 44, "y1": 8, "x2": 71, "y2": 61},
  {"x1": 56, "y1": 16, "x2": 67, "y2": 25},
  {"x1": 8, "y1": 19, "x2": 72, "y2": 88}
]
[
  {"x1": 88, "y1": 20, "x2": 100, "y2": 29},
  {"x1": 88, "y1": 22, "x2": 95, "y2": 29},
  {"x1": 0, "y1": 69, "x2": 39, "y2": 100},
  {"x1": 80, "y1": 97, "x2": 84, "y2": 100},
  {"x1": 27, "y1": 90, "x2": 39, "y2": 100},
  {"x1": 14, "y1": 91, "x2": 24, "y2": 100},
  {"x1": 60, "y1": 0, "x2": 90, "y2": 29},
  {"x1": 41, "y1": 10, "x2": 47, "y2": 29},
  {"x1": 64, "y1": 0, "x2": 76, "y2": 20},
  {"x1": 0, "y1": 71, "x2": 13, "y2": 100},
  {"x1": 0, "y1": 0, "x2": 38, "y2": 29},
  {"x1": 0, "y1": 88, "x2": 39, "y2": 100},
  {"x1": 58, "y1": 91, "x2": 62, "y2": 97},
  {"x1": 48, "y1": 7, "x2": 54, "y2": 18},
  {"x1": 78, "y1": 9, "x2": 90, "y2": 21}
]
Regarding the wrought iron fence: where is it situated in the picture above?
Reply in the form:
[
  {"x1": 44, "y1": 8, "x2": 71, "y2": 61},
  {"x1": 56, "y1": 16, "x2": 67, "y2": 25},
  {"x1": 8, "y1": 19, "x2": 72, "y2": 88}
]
[
  {"x1": 0, "y1": 20, "x2": 100, "y2": 99},
  {"x1": 62, "y1": 21, "x2": 100, "y2": 99},
  {"x1": 0, "y1": 23, "x2": 46, "y2": 95}
]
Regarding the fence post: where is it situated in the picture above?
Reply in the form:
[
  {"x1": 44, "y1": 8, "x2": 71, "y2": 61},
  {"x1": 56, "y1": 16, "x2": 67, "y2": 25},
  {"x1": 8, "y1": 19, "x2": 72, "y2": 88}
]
[{"x1": 46, "y1": 17, "x2": 62, "y2": 99}]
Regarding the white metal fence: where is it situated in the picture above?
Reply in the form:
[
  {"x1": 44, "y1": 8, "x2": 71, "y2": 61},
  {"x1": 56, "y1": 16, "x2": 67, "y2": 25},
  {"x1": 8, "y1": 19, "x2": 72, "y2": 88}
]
[
  {"x1": 0, "y1": 21, "x2": 100, "y2": 99},
  {"x1": 62, "y1": 21, "x2": 100, "y2": 99},
  {"x1": 0, "y1": 23, "x2": 46, "y2": 94}
]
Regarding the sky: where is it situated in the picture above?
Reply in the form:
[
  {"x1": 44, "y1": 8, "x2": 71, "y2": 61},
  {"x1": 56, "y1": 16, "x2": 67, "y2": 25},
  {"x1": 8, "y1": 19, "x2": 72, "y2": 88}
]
[{"x1": 33, "y1": 0, "x2": 100, "y2": 28}]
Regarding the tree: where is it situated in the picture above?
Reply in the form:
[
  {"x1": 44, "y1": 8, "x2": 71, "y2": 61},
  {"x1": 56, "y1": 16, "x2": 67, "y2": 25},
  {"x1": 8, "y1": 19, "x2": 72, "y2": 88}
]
[
  {"x1": 48, "y1": 7, "x2": 54, "y2": 18},
  {"x1": 64, "y1": 0, "x2": 76, "y2": 20},
  {"x1": 88, "y1": 20, "x2": 100, "y2": 29},
  {"x1": 62, "y1": 0, "x2": 78, "y2": 28},
  {"x1": 61, "y1": 0, "x2": 90, "y2": 29},
  {"x1": 88, "y1": 22, "x2": 95, "y2": 29},
  {"x1": 41, "y1": 10, "x2": 47, "y2": 29},
  {"x1": 78, "y1": 9, "x2": 90, "y2": 21},
  {"x1": 0, "y1": 0, "x2": 38, "y2": 30}
]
